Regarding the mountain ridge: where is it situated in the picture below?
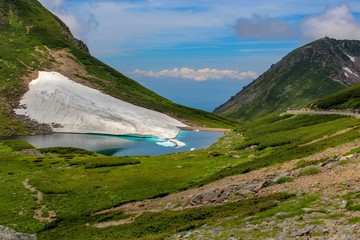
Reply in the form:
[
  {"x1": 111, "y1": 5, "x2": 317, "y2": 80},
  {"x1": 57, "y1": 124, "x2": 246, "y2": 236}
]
[{"x1": 214, "y1": 37, "x2": 360, "y2": 119}]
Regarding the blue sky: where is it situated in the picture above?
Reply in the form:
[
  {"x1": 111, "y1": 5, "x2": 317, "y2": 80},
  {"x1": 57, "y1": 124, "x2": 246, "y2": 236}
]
[{"x1": 38, "y1": 0, "x2": 360, "y2": 111}]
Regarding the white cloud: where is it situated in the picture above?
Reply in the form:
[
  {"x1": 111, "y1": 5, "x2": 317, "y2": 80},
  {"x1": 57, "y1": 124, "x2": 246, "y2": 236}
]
[
  {"x1": 38, "y1": 0, "x2": 98, "y2": 40},
  {"x1": 300, "y1": 4, "x2": 360, "y2": 40},
  {"x1": 233, "y1": 14, "x2": 295, "y2": 39},
  {"x1": 132, "y1": 68, "x2": 258, "y2": 81}
]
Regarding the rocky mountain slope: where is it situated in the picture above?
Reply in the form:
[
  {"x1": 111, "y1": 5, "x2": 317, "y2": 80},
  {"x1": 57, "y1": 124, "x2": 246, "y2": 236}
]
[
  {"x1": 214, "y1": 37, "x2": 360, "y2": 119},
  {"x1": 0, "y1": 0, "x2": 234, "y2": 137}
]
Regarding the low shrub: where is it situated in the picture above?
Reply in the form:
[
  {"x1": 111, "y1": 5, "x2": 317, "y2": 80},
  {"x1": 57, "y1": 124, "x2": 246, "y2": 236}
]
[
  {"x1": 346, "y1": 146, "x2": 360, "y2": 155},
  {"x1": 0, "y1": 140, "x2": 35, "y2": 151},
  {"x1": 275, "y1": 176, "x2": 294, "y2": 184},
  {"x1": 209, "y1": 152, "x2": 222, "y2": 157},
  {"x1": 296, "y1": 159, "x2": 322, "y2": 169},
  {"x1": 299, "y1": 167, "x2": 321, "y2": 176},
  {"x1": 83, "y1": 157, "x2": 140, "y2": 169},
  {"x1": 39, "y1": 147, "x2": 95, "y2": 156},
  {"x1": 343, "y1": 192, "x2": 360, "y2": 211},
  {"x1": 349, "y1": 217, "x2": 360, "y2": 224}
]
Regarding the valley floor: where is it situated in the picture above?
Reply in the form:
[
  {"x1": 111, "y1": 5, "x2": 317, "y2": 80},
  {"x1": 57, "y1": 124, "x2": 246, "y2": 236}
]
[{"x1": 0, "y1": 113, "x2": 359, "y2": 239}]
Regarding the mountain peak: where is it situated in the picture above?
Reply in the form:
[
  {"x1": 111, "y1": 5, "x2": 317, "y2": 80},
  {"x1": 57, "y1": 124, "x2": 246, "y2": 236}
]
[
  {"x1": 214, "y1": 38, "x2": 360, "y2": 119},
  {"x1": 0, "y1": 0, "x2": 88, "y2": 52}
]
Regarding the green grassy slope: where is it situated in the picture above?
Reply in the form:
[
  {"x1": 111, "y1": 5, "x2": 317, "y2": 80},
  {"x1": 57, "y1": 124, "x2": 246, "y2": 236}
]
[
  {"x1": 0, "y1": 113, "x2": 359, "y2": 239},
  {"x1": 214, "y1": 37, "x2": 360, "y2": 120},
  {"x1": 309, "y1": 82, "x2": 360, "y2": 110},
  {"x1": 0, "y1": 0, "x2": 235, "y2": 136}
]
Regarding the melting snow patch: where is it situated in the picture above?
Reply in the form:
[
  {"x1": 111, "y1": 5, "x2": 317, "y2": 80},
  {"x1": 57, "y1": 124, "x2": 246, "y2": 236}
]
[
  {"x1": 343, "y1": 67, "x2": 359, "y2": 77},
  {"x1": 16, "y1": 71, "x2": 187, "y2": 139},
  {"x1": 344, "y1": 53, "x2": 356, "y2": 62}
]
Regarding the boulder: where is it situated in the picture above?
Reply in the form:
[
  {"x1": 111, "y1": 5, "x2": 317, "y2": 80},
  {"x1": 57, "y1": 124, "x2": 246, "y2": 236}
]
[
  {"x1": 320, "y1": 158, "x2": 338, "y2": 167},
  {"x1": 235, "y1": 188, "x2": 253, "y2": 196},
  {"x1": 253, "y1": 180, "x2": 272, "y2": 192},
  {"x1": 190, "y1": 194, "x2": 204, "y2": 205},
  {"x1": 245, "y1": 183, "x2": 259, "y2": 192},
  {"x1": 202, "y1": 191, "x2": 221, "y2": 204},
  {"x1": 292, "y1": 228, "x2": 311, "y2": 237}
]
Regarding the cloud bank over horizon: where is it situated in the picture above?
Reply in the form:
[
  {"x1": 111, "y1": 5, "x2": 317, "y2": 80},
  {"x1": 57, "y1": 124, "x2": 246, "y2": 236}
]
[{"x1": 132, "y1": 68, "x2": 259, "y2": 81}]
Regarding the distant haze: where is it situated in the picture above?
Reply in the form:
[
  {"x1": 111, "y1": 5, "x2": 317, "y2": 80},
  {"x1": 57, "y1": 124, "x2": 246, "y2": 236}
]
[{"x1": 134, "y1": 76, "x2": 253, "y2": 112}]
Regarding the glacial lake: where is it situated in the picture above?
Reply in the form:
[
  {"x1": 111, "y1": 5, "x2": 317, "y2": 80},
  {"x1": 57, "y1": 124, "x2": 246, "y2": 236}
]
[{"x1": 4, "y1": 130, "x2": 224, "y2": 156}]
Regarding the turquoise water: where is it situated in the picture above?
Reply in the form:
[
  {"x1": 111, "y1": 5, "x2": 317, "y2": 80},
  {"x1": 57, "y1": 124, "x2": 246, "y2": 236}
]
[{"x1": 4, "y1": 130, "x2": 223, "y2": 156}]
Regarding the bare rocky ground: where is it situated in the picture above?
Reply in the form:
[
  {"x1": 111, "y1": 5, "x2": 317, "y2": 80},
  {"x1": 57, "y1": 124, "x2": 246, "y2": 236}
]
[
  {"x1": 96, "y1": 140, "x2": 360, "y2": 239},
  {"x1": 22, "y1": 179, "x2": 56, "y2": 223},
  {"x1": 0, "y1": 226, "x2": 36, "y2": 240}
]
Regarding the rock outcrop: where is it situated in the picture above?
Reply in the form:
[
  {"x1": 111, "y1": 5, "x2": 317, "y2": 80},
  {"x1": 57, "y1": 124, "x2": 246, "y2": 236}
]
[{"x1": 0, "y1": 226, "x2": 36, "y2": 240}]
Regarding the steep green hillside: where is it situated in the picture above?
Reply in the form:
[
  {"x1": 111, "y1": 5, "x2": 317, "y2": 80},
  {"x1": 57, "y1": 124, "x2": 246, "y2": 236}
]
[
  {"x1": 214, "y1": 37, "x2": 360, "y2": 120},
  {"x1": 0, "y1": 0, "x2": 235, "y2": 136},
  {"x1": 310, "y1": 82, "x2": 360, "y2": 110}
]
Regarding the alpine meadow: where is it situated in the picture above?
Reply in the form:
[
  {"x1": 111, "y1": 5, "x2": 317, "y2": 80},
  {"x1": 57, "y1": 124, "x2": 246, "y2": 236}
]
[{"x1": 0, "y1": 1, "x2": 359, "y2": 239}]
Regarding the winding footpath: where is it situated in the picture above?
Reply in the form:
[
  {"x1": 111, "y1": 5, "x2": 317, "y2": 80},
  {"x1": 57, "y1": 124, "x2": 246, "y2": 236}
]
[
  {"x1": 285, "y1": 109, "x2": 360, "y2": 118},
  {"x1": 23, "y1": 179, "x2": 57, "y2": 223}
]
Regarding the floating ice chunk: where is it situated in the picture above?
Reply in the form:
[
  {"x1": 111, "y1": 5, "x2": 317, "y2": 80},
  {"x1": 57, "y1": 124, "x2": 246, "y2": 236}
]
[
  {"x1": 156, "y1": 141, "x2": 178, "y2": 147},
  {"x1": 156, "y1": 139, "x2": 186, "y2": 148}
]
